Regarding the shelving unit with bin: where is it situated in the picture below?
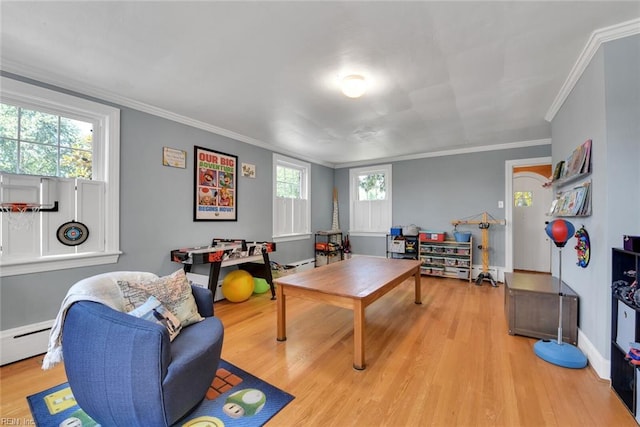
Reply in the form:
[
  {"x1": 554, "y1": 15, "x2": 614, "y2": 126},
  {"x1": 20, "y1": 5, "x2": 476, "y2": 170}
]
[
  {"x1": 315, "y1": 231, "x2": 343, "y2": 267},
  {"x1": 610, "y1": 247, "x2": 640, "y2": 422},
  {"x1": 386, "y1": 234, "x2": 419, "y2": 260},
  {"x1": 419, "y1": 237, "x2": 473, "y2": 282}
]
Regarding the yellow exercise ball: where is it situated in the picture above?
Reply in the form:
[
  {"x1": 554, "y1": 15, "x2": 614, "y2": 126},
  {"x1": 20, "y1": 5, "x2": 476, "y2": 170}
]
[{"x1": 222, "y1": 270, "x2": 255, "y2": 302}]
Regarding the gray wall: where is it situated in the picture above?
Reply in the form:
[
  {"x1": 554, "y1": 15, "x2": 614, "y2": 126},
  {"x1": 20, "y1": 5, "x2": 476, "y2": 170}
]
[
  {"x1": 0, "y1": 71, "x2": 551, "y2": 333},
  {"x1": 2, "y1": 36, "x2": 633, "y2": 369},
  {"x1": 335, "y1": 145, "x2": 552, "y2": 263},
  {"x1": 551, "y1": 34, "x2": 640, "y2": 360},
  {"x1": 0, "y1": 76, "x2": 335, "y2": 330}
]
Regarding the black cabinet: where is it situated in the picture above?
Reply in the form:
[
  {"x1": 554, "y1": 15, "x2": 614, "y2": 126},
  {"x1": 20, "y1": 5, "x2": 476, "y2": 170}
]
[
  {"x1": 386, "y1": 234, "x2": 418, "y2": 260},
  {"x1": 611, "y1": 248, "x2": 640, "y2": 422}
]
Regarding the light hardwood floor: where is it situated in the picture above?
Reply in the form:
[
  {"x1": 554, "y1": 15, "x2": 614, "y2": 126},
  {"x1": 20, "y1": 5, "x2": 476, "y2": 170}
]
[{"x1": 1, "y1": 275, "x2": 636, "y2": 426}]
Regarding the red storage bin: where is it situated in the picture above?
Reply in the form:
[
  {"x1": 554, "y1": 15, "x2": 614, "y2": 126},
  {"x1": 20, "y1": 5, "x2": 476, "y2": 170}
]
[{"x1": 419, "y1": 231, "x2": 446, "y2": 242}]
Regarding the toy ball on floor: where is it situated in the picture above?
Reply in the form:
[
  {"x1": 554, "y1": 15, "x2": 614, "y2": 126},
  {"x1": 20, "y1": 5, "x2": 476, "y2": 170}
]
[
  {"x1": 222, "y1": 270, "x2": 254, "y2": 302},
  {"x1": 253, "y1": 278, "x2": 270, "y2": 294}
]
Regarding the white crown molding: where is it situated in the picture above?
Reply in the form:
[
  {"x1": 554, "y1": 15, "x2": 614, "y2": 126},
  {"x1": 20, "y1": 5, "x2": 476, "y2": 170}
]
[
  {"x1": 1, "y1": 59, "x2": 550, "y2": 170},
  {"x1": 545, "y1": 18, "x2": 640, "y2": 122},
  {"x1": 0, "y1": 59, "x2": 337, "y2": 169},
  {"x1": 335, "y1": 138, "x2": 551, "y2": 169}
]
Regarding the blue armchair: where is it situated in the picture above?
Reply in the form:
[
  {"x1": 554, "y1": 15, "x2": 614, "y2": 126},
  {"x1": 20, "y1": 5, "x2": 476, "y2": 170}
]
[{"x1": 61, "y1": 272, "x2": 224, "y2": 426}]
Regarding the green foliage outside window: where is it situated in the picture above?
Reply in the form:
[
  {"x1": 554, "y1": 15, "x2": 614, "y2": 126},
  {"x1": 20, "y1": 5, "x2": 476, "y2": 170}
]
[
  {"x1": 0, "y1": 103, "x2": 93, "y2": 179},
  {"x1": 276, "y1": 165, "x2": 301, "y2": 198},
  {"x1": 358, "y1": 173, "x2": 386, "y2": 200},
  {"x1": 514, "y1": 191, "x2": 533, "y2": 207}
]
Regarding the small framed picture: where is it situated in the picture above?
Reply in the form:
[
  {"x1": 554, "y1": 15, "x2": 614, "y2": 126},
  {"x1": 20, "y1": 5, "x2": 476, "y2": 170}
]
[
  {"x1": 241, "y1": 163, "x2": 256, "y2": 178},
  {"x1": 162, "y1": 147, "x2": 187, "y2": 169},
  {"x1": 194, "y1": 146, "x2": 237, "y2": 221}
]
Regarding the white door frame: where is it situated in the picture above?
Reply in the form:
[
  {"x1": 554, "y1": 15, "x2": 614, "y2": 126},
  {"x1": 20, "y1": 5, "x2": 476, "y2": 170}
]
[{"x1": 504, "y1": 156, "x2": 552, "y2": 274}]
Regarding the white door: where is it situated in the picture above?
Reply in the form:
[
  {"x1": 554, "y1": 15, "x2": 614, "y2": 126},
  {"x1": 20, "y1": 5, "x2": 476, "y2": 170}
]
[{"x1": 513, "y1": 172, "x2": 552, "y2": 272}]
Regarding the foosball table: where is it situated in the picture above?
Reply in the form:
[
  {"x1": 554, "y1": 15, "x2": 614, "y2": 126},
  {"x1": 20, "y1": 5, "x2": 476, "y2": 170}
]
[{"x1": 171, "y1": 238, "x2": 277, "y2": 300}]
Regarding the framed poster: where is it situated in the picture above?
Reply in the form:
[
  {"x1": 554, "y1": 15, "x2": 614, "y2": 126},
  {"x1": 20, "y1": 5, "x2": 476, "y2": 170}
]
[{"x1": 194, "y1": 146, "x2": 237, "y2": 221}]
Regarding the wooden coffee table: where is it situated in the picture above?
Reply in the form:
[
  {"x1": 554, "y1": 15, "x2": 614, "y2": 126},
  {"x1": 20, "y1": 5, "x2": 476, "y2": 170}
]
[{"x1": 275, "y1": 256, "x2": 422, "y2": 370}]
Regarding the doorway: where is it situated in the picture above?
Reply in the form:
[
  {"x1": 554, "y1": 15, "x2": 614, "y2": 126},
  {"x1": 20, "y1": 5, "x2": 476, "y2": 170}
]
[
  {"x1": 513, "y1": 171, "x2": 552, "y2": 272},
  {"x1": 505, "y1": 157, "x2": 553, "y2": 274}
]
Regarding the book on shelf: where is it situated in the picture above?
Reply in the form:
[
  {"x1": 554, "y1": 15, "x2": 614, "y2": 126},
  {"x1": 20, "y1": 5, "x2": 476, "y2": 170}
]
[
  {"x1": 578, "y1": 181, "x2": 592, "y2": 216},
  {"x1": 565, "y1": 146, "x2": 583, "y2": 177},
  {"x1": 549, "y1": 180, "x2": 591, "y2": 216},
  {"x1": 579, "y1": 139, "x2": 592, "y2": 174},
  {"x1": 559, "y1": 139, "x2": 592, "y2": 180},
  {"x1": 552, "y1": 160, "x2": 565, "y2": 181},
  {"x1": 566, "y1": 186, "x2": 586, "y2": 215}
]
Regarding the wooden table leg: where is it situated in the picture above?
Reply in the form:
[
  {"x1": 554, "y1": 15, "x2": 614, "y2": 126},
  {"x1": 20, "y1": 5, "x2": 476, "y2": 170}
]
[
  {"x1": 276, "y1": 284, "x2": 287, "y2": 341},
  {"x1": 353, "y1": 300, "x2": 365, "y2": 370},
  {"x1": 414, "y1": 268, "x2": 422, "y2": 304}
]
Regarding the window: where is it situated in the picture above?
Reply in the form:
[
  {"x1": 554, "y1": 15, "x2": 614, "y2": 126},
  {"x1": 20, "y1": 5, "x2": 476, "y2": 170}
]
[
  {"x1": 1, "y1": 104, "x2": 93, "y2": 178},
  {"x1": 272, "y1": 154, "x2": 310, "y2": 241},
  {"x1": 0, "y1": 77, "x2": 120, "y2": 276},
  {"x1": 349, "y1": 164, "x2": 392, "y2": 235},
  {"x1": 514, "y1": 191, "x2": 533, "y2": 207}
]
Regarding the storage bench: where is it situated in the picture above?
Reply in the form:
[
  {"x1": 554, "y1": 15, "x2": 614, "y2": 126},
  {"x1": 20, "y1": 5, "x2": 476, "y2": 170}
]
[{"x1": 504, "y1": 272, "x2": 579, "y2": 345}]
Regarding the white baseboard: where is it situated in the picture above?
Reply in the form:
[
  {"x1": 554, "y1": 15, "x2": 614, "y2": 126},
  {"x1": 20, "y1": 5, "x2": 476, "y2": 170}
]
[
  {"x1": 471, "y1": 265, "x2": 504, "y2": 283},
  {"x1": 578, "y1": 329, "x2": 610, "y2": 380},
  {"x1": 1, "y1": 320, "x2": 53, "y2": 366}
]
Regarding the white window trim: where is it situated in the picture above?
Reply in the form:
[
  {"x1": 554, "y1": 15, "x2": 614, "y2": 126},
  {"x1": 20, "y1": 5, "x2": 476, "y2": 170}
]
[
  {"x1": 272, "y1": 154, "x2": 311, "y2": 242},
  {"x1": 349, "y1": 231, "x2": 389, "y2": 238},
  {"x1": 273, "y1": 233, "x2": 312, "y2": 244},
  {"x1": 349, "y1": 164, "x2": 392, "y2": 237},
  {"x1": 0, "y1": 76, "x2": 121, "y2": 277}
]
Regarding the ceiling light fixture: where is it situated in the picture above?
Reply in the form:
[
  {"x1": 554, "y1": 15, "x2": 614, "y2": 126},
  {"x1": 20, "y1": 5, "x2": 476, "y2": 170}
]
[{"x1": 341, "y1": 74, "x2": 367, "y2": 98}]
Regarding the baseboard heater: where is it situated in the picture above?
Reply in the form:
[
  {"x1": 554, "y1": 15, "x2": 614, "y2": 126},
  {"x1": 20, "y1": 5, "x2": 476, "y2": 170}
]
[
  {"x1": 290, "y1": 258, "x2": 315, "y2": 272},
  {"x1": 1, "y1": 320, "x2": 53, "y2": 366}
]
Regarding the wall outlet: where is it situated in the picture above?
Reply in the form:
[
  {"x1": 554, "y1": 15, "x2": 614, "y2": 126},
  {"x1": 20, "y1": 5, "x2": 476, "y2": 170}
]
[{"x1": 498, "y1": 200, "x2": 504, "y2": 208}]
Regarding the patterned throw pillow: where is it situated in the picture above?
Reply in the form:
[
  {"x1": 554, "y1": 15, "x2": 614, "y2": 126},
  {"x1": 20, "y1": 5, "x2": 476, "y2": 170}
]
[
  {"x1": 128, "y1": 296, "x2": 182, "y2": 341},
  {"x1": 118, "y1": 269, "x2": 204, "y2": 327}
]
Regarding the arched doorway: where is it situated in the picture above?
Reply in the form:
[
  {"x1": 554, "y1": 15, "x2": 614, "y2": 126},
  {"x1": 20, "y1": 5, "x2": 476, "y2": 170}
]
[
  {"x1": 513, "y1": 171, "x2": 552, "y2": 272},
  {"x1": 504, "y1": 157, "x2": 552, "y2": 274}
]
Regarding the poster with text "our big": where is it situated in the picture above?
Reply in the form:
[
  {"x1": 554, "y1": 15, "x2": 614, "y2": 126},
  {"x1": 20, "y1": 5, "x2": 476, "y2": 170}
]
[{"x1": 194, "y1": 146, "x2": 237, "y2": 221}]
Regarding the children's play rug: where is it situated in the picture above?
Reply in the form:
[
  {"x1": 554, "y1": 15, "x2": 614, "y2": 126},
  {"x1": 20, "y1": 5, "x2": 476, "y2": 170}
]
[{"x1": 27, "y1": 360, "x2": 294, "y2": 427}]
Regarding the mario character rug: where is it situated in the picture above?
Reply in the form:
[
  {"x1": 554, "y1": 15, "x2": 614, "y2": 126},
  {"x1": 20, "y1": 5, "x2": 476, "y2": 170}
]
[{"x1": 27, "y1": 360, "x2": 294, "y2": 427}]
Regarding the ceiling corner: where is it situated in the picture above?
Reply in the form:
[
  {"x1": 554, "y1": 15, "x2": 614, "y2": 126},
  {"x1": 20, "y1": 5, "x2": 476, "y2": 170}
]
[{"x1": 545, "y1": 17, "x2": 640, "y2": 122}]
